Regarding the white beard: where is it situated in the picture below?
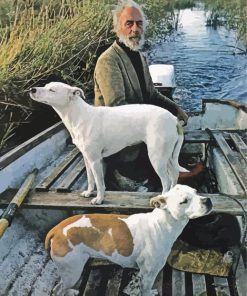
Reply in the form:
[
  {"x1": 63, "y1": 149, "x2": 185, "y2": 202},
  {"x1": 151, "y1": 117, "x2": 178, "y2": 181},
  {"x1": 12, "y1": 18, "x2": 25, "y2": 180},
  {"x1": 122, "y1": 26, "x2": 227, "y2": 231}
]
[{"x1": 118, "y1": 32, "x2": 144, "y2": 51}]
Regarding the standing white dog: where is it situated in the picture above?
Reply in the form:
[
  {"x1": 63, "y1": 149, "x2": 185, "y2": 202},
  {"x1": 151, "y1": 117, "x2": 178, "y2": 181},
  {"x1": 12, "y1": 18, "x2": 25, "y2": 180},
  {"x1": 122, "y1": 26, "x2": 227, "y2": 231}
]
[
  {"x1": 45, "y1": 185, "x2": 212, "y2": 296},
  {"x1": 30, "y1": 82, "x2": 184, "y2": 204}
]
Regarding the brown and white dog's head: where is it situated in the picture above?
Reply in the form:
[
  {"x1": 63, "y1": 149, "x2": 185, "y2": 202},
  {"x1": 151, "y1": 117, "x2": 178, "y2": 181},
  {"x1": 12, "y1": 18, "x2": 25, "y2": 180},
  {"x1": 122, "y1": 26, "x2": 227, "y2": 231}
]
[
  {"x1": 29, "y1": 82, "x2": 85, "y2": 108},
  {"x1": 150, "y1": 184, "x2": 212, "y2": 220}
]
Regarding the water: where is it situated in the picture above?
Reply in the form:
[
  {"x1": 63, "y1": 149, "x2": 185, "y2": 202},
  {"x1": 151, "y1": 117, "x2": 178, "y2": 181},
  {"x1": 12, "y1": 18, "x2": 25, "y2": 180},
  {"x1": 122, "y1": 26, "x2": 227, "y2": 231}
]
[{"x1": 148, "y1": 7, "x2": 247, "y2": 112}]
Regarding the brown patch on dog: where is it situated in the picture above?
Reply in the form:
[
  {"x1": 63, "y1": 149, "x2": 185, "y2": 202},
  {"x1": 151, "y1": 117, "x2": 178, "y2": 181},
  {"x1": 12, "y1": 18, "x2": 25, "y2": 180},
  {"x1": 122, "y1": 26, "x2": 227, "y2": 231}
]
[
  {"x1": 45, "y1": 215, "x2": 83, "y2": 257},
  {"x1": 45, "y1": 214, "x2": 134, "y2": 258},
  {"x1": 67, "y1": 214, "x2": 133, "y2": 257}
]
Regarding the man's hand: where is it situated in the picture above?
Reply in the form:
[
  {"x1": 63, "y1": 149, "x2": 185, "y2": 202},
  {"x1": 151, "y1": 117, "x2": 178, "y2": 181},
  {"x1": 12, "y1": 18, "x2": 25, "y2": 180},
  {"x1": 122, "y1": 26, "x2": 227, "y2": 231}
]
[{"x1": 177, "y1": 108, "x2": 188, "y2": 126}]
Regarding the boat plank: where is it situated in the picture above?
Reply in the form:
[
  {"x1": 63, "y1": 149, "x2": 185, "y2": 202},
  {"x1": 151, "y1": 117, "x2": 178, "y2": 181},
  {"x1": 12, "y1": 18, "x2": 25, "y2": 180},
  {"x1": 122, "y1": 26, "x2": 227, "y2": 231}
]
[
  {"x1": 184, "y1": 130, "x2": 211, "y2": 143},
  {"x1": 192, "y1": 273, "x2": 207, "y2": 295},
  {"x1": 56, "y1": 158, "x2": 85, "y2": 192},
  {"x1": 83, "y1": 268, "x2": 106, "y2": 296},
  {"x1": 230, "y1": 133, "x2": 247, "y2": 162},
  {"x1": 211, "y1": 132, "x2": 247, "y2": 193},
  {"x1": 0, "y1": 122, "x2": 64, "y2": 170},
  {"x1": 236, "y1": 256, "x2": 247, "y2": 296},
  {"x1": 36, "y1": 147, "x2": 80, "y2": 191},
  {"x1": 213, "y1": 277, "x2": 231, "y2": 296},
  {"x1": 105, "y1": 267, "x2": 123, "y2": 296},
  {"x1": 0, "y1": 191, "x2": 246, "y2": 215},
  {"x1": 31, "y1": 259, "x2": 59, "y2": 296},
  {"x1": 7, "y1": 244, "x2": 48, "y2": 295},
  {"x1": 184, "y1": 130, "x2": 246, "y2": 143},
  {"x1": 172, "y1": 269, "x2": 186, "y2": 296}
]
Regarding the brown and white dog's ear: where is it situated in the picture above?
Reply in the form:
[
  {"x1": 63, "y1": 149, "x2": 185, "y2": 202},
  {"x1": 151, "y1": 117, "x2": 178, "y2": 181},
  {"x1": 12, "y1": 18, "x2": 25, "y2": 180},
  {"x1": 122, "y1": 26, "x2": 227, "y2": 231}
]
[
  {"x1": 70, "y1": 87, "x2": 85, "y2": 100},
  {"x1": 150, "y1": 195, "x2": 167, "y2": 209}
]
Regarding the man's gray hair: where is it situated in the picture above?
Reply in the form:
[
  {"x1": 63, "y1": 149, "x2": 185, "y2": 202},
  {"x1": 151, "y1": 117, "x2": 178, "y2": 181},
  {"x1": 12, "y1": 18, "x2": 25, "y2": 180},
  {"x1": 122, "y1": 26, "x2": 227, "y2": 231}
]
[{"x1": 112, "y1": 0, "x2": 147, "y2": 33}]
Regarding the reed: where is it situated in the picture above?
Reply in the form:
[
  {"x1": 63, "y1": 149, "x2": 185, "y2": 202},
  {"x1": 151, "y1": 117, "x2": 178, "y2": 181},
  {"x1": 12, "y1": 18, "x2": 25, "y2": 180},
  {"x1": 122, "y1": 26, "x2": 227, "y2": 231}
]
[
  {"x1": 0, "y1": 0, "x2": 182, "y2": 152},
  {"x1": 203, "y1": 0, "x2": 247, "y2": 50}
]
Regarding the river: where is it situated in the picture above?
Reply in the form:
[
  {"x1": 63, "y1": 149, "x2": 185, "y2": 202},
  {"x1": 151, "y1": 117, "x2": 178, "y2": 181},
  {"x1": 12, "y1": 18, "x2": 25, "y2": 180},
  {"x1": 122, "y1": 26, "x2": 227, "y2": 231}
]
[{"x1": 149, "y1": 6, "x2": 247, "y2": 112}]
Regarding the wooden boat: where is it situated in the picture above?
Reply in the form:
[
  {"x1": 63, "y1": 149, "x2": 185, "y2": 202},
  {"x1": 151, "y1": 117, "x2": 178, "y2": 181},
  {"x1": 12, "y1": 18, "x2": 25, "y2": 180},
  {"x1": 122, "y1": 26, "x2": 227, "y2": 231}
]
[{"x1": 0, "y1": 69, "x2": 247, "y2": 295}]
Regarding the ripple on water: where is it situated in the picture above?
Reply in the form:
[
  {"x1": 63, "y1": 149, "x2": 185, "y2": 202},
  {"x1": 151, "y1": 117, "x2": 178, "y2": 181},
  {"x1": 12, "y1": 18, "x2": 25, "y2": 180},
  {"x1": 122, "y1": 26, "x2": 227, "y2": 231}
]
[{"x1": 149, "y1": 7, "x2": 247, "y2": 111}]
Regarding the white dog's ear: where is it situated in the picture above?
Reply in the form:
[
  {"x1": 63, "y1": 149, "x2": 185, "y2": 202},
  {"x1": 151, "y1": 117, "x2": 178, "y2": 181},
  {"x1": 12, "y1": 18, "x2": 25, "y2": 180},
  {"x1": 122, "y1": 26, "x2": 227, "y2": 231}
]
[
  {"x1": 150, "y1": 195, "x2": 167, "y2": 209},
  {"x1": 71, "y1": 87, "x2": 85, "y2": 100}
]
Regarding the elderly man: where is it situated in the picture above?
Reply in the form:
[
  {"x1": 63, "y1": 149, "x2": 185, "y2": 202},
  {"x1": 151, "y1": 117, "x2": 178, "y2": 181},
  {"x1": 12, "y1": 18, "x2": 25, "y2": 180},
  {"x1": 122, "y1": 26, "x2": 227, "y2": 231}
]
[{"x1": 94, "y1": 0, "x2": 188, "y2": 190}]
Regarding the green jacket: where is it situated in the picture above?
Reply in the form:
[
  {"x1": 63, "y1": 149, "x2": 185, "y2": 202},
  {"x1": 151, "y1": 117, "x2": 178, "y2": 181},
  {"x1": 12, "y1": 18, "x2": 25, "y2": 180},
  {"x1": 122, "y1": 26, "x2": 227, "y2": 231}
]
[{"x1": 94, "y1": 41, "x2": 179, "y2": 114}]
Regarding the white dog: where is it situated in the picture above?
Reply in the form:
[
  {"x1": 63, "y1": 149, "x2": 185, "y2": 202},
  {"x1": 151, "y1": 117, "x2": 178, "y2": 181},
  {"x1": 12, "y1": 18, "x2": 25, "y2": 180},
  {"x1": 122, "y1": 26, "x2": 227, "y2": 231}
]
[
  {"x1": 30, "y1": 82, "x2": 184, "y2": 204},
  {"x1": 45, "y1": 184, "x2": 212, "y2": 296}
]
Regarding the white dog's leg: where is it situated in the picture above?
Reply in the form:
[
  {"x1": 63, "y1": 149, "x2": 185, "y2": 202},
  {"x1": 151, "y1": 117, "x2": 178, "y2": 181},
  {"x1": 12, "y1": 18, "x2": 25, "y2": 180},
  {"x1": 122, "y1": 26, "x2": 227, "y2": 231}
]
[
  {"x1": 80, "y1": 157, "x2": 96, "y2": 198},
  {"x1": 86, "y1": 158, "x2": 105, "y2": 205}
]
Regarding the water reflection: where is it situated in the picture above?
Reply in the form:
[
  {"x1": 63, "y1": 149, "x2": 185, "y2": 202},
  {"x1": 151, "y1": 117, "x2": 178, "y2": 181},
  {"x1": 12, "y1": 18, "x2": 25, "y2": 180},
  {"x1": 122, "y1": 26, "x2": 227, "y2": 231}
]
[{"x1": 148, "y1": 8, "x2": 247, "y2": 111}]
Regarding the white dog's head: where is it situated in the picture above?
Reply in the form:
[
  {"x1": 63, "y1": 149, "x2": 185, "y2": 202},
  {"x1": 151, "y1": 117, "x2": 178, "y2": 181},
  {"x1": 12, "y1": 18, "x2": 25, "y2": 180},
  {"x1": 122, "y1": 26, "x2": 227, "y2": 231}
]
[
  {"x1": 29, "y1": 82, "x2": 85, "y2": 108},
  {"x1": 150, "y1": 184, "x2": 212, "y2": 220}
]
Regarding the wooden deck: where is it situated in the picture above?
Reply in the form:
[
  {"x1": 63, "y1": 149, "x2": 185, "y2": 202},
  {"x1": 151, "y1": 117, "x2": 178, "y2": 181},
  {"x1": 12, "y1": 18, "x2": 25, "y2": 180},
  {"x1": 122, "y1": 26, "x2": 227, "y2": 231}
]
[
  {"x1": 0, "y1": 212, "x2": 246, "y2": 296},
  {"x1": 1, "y1": 129, "x2": 247, "y2": 295}
]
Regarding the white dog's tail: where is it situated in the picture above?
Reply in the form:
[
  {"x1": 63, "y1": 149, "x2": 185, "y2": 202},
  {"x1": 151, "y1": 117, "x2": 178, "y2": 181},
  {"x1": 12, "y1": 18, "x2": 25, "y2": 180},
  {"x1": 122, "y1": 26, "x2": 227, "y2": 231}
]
[{"x1": 170, "y1": 122, "x2": 187, "y2": 181}]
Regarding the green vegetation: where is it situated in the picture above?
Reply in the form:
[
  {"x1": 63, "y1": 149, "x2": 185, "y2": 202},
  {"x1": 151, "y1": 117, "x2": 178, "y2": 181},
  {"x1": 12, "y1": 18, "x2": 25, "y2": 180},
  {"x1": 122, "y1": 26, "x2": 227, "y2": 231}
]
[
  {"x1": 0, "y1": 0, "x2": 246, "y2": 152},
  {"x1": 0, "y1": 0, "x2": 184, "y2": 152},
  {"x1": 203, "y1": 0, "x2": 247, "y2": 49},
  {"x1": 0, "y1": 0, "x2": 113, "y2": 151}
]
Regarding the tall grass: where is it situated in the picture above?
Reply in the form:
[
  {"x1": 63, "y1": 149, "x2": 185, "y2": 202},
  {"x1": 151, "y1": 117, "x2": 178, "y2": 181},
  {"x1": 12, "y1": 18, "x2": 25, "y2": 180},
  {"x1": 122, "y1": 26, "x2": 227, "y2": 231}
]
[
  {"x1": 0, "y1": 0, "x2": 114, "y2": 152},
  {"x1": 203, "y1": 0, "x2": 247, "y2": 50},
  {"x1": 0, "y1": 0, "x2": 183, "y2": 152}
]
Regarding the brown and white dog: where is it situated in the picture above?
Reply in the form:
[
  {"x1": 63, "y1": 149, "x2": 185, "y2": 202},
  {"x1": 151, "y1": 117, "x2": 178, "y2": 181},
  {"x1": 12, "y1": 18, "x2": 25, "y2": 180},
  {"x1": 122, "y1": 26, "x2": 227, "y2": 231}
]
[{"x1": 45, "y1": 185, "x2": 212, "y2": 296}]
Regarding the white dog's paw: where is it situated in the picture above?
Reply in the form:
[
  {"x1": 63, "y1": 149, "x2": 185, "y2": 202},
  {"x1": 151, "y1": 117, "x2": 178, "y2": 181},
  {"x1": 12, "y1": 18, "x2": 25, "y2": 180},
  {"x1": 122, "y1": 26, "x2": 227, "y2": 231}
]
[
  {"x1": 65, "y1": 289, "x2": 79, "y2": 296},
  {"x1": 123, "y1": 272, "x2": 141, "y2": 295},
  {"x1": 90, "y1": 197, "x2": 104, "y2": 205},
  {"x1": 80, "y1": 190, "x2": 95, "y2": 198},
  {"x1": 52, "y1": 281, "x2": 64, "y2": 296},
  {"x1": 223, "y1": 251, "x2": 234, "y2": 264},
  {"x1": 150, "y1": 289, "x2": 159, "y2": 296}
]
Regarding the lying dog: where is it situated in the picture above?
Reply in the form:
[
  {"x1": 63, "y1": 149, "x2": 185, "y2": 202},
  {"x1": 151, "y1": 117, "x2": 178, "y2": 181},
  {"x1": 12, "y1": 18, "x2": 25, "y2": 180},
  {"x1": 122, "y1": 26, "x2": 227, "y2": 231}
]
[
  {"x1": 45, "y1": 184, "x2": 212, "y2": 296},
  {"x1": 180, "y1": 212, "x2": 241, "y2": 253},
  {"x1": 30, "y1": 82, "x2": 184, "y2": 204}
]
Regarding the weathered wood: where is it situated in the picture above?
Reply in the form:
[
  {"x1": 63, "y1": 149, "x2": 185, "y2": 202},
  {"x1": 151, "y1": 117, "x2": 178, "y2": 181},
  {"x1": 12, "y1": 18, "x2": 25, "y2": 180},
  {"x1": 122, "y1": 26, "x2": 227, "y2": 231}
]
[
  {"x1": 36, "y1": 147, "x2": 80, "y2": 191},
  {"x1": 211, "y1": 132, "x2": 247, "y2": 193},
  {"x1": 230, "y1": 133, "x2": 247, "y2": 162},
  {"x1": 192, "y1": 274, "x2": 207, "y2": 296},
  {"x1": 105, "y1": 267, "x2": 123, "y2": 296},
  {"x1": 0, "y1": 190, "x2": 246, "y2": 215},
  {"x1": 172, "y1": 269, "x2": 186, "y2": 296},
  {"x1": 56, "y1": 158, "x2": 85, "y2": 192},
  {"x1": 213, "y1": 277, "x2": 231, "y2": 296},
  {"x1": 235, "y1": 257, "x2": 247, "y2": 296},
  {"x1": 83, "y1": 268, "x2": 104, "y2": 296},
  {"x1": 0, "y1": 122, "x2": 64, "y2": 170},
  {"x1": 184, "y1": 130, "x2": 211, "y2": 143},
  {"x1": 184, "y1": 130, "x2": 246, "y2": 143}
]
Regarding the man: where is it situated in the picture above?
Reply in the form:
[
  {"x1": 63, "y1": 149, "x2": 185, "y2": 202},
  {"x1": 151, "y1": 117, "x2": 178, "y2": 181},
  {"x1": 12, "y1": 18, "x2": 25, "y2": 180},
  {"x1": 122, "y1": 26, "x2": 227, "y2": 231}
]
[{"x1": 94, "y1": 0, "x2": 188, "y2": 190}]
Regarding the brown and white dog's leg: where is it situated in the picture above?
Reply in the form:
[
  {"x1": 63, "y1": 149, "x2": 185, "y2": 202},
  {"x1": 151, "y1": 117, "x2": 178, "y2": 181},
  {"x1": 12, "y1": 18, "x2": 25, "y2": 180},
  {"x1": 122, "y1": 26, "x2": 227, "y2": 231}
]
[{"x1": 52, "y1": 252, "x2": 89, "y2": 296}]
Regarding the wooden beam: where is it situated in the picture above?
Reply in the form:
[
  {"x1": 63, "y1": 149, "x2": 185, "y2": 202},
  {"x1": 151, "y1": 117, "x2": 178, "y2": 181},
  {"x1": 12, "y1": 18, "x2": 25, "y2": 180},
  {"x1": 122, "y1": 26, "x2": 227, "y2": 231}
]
[
  {"x1": 56, "y1": 158, "x2": 85, "y2": 192},
  {"x1": 0, "y1": 122, "x2": 64, "y2": 170},
  {"x1": 0, "y1": 190, "x2": 246, "y2": 215},
  {"x1": 230, "y1": 133, "x2": 247, "y2": 162},
  {"x1": 36, "y1": 147, "x2": 80, "y2": 191},
  {"x1": 211, "y1": 132, "x2": 247, "y2": 193}
]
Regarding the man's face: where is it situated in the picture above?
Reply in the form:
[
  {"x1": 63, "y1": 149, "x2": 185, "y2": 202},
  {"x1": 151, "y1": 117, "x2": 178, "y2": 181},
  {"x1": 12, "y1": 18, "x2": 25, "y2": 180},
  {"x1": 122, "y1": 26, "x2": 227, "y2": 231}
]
[{"x1": 118, "y1": 7, "x2": 144, "y2": 51}]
